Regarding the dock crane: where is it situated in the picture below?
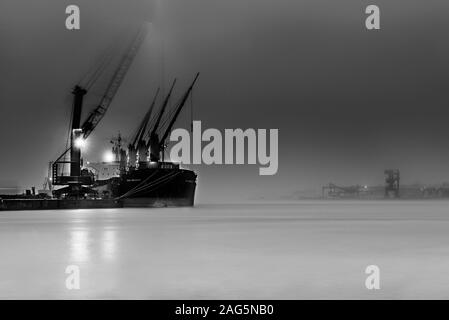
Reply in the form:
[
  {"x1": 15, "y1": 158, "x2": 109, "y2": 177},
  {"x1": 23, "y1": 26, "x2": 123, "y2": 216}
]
[
  {"x1": 81, "y1": 28, "x2": 148, "y2": 140},
  {"x1": 52, "y1": 26, "x2": 148, "y2": 198}
]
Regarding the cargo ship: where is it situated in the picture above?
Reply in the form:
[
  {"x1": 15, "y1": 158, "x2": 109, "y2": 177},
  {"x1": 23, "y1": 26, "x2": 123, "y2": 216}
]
[{"x1": 0, "y1": 28, "x2": 199, "y2": 211}]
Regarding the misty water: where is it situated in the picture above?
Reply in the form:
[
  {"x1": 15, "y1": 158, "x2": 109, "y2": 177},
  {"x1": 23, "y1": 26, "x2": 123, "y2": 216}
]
[{"x1": 1, "y1": 201, "x2": 449, "y2": 299}]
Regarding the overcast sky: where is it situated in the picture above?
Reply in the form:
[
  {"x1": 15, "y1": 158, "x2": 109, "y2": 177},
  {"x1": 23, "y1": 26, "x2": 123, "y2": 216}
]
[{"x1": 1, "y1": 0, "x2": 449, "y2": 202}]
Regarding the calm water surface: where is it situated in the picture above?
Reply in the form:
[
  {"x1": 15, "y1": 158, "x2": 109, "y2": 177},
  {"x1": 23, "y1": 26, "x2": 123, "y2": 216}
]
[{"x1": 1, "y1": 201, "x2": 449, "y2": 299}]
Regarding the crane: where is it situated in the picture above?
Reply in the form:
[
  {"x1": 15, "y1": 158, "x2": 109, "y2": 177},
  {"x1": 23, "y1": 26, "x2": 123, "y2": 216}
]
[
  {"x1": 147, "y1": 79, "x2": 177, "y2": 162},
  {"x1": 160, "y1": 73, "x2": 200, "y2": 148},
  {"x1": 128, "y1": 88, "x2": 160, "y2": 168},
  {"x1": 81, "y1": 27, "x2": 148, "y2": 139},
  {"x1": 153, "y1": 73, "x2": 200, "y2": 162},
  {"x1": 52, "y1": 26, "x2": 148, "y2": 197},
  {"x1": 130, "y1": 88, "x2": 160, "y2": 149}
]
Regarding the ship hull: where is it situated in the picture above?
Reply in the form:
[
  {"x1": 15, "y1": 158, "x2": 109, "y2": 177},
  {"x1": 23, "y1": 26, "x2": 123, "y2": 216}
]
[
  {"x1": 0, "y1": 166, "x2": 197, "y2": 211},
  {"x1": 117, "y1": 166, "x2": 197, "y2": 207},
  {"x1": 0, "y1": 199, "x2": 121, "y2": 211}
]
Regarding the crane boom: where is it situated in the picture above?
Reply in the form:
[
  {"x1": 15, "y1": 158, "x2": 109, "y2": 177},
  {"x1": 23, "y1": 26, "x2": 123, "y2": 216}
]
[
  {"x1": 148, "y1": 79, "x2": 177, "y2": 141},
  {"x1": 131, "y1": 88, "x2": 160, "y2": 148},
  {"x1": 81, "y1": 26, "x2": 148, "y2": 139},
  {"x1": 159, "y1": 73, "x2": 200, "y2": 146}
]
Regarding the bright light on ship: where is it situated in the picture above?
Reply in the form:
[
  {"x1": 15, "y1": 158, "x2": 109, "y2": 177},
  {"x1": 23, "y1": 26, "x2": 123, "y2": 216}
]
[
  {"x1": 104, "y1": 151, "x2": 115, "y2": 163},
  {"x1": 74, "y1": 137, "x2": 86, "y2": 149}
]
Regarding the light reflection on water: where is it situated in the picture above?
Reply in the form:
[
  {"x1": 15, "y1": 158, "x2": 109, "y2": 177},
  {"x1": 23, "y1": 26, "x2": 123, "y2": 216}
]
[
  {"x1": 69, "y1": 228, "x2": 89, "y2": 263},
  {"x1": 68, "y1": 227, "x2": 117, "y2": 263},
  {"x1": 101, "y1": 229, "x2": 117, "y2": 260}
]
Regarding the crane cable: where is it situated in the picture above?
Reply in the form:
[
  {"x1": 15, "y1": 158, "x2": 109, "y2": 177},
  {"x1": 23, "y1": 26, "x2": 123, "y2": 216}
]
[
  {"x1": 116, "y1": 170, "x2": 181, "y2": 200},
  {"x1": 190, "y1": 87, "x2": 194, "y2": 133}
]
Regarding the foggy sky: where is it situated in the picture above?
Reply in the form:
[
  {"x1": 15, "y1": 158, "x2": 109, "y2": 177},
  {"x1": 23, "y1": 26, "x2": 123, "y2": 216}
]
[{"x1": 1, "y1": 0, "x2": 449, "y2": 202}]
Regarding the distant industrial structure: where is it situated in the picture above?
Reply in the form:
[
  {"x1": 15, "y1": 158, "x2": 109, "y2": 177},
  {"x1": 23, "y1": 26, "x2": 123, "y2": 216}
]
[
  {"x1": 322, "y1": 169, "x2": 449, "y2": 199},
  {"x1": 384, "y1": 169, "x2": 400, "y2": 198}
]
